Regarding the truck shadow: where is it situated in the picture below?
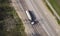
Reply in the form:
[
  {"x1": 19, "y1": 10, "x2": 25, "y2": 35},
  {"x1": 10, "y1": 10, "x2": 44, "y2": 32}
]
[{"x1": 32, "y1": 32, "x2": 41, "y2": 36}]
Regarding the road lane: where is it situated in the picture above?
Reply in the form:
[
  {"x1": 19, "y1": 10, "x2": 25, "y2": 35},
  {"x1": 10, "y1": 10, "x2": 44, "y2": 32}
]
[
  {"x1": 24, "y1": 0, "x2": 52, "y2": 36},
  {"x1": 31, "y1": 0, "x2": 59, "y2": 36},
  {"x1": 18, "y1": 0, "x2": 48, "y2": 33},
  {"x1": 11, "y1": 1, "x2": 58, "y2": 36},
  {"x1": 24, "y1": 0, "x2": 58, "y2": 36},
  {"x1": 18, "y1": 0, "x2": 49, "y2": 35},
  {"x1": 11, "y1": 0, "x2": 36, "y2": 36},
  {"x1": 33, "y1": 0, "x2": 59, "y2": 31},
  {"x1": 24, "y1": 0, "x2": 51, "y2": 36},
  {"x1": 11, "y1": 0, "x2": 48, "y2": 36}
]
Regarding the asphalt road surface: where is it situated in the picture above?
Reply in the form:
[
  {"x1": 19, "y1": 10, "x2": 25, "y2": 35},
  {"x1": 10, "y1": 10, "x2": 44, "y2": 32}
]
[
  {"x1": 11, "y1": 0, "x2": 59, "y2": 36},
  {"x1": 18, "y1": 0, "x2": 48, "y2": 36}
]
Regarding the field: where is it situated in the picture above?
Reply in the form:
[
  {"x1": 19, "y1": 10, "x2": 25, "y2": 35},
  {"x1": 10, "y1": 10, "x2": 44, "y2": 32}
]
[
  {"x1": 0, "y1": 0, "x2": 26, "y2": 36},
  {"x1": 48, "y1": 0, "x2": 60, "y2": 16}
]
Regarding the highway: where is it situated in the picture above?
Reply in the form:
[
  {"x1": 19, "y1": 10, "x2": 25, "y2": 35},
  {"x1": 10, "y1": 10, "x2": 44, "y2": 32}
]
[
  {"x1": 11, "y1": 0, "x2": 59, "y2": 36},
  {"x1": 11, "y1": 0, "x2": 48, "y2": 36},
  {"x1": 18, "y1": 0, "x2": 48, "y2": 36},
  {"x1": 24, "y1": 0, "x2": 58, "y2": 36}
]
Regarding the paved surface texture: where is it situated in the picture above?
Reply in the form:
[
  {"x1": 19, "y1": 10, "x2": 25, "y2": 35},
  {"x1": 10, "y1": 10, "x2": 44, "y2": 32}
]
[
  {"x1": 24, "y1": 0, "x2": 59, "y2": 36},
  {"x1": 11, "y1": 0, "x2": 48, "y2": 36},
  {"x1": 11, "y1": 0, "x2": 60, "y2": 36}
]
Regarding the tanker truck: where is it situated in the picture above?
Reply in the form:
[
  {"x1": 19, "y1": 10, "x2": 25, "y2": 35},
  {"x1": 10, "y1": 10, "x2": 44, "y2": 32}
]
[{"x1": 26, "y1": 10, "x2": 35, "y2": 24}]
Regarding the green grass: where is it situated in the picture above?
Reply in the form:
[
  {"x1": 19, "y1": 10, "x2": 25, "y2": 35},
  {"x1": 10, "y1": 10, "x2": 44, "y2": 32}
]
[
  {"x1": 56, "y1": 18, "x2": 60, "y2": 24},
  {"x1": 0, "y1": 0, "x2": 26, "y2": 36},
  {"x1": 48, "y1": 0, "x2": 60, "y2": 16},
  {"x1": 12, "y1": 10, "x2": 26, "y2": 36}
]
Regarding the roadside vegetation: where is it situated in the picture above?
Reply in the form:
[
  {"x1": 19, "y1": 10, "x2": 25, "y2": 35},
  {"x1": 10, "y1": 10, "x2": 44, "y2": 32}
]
[
  {"x1": 48, "y1": 0, "x2": 60, "y2": 24},
  {"x1": 48, "y1": 0, "x2": 60, "y2": 16},
  {"x1": 43, "y1": 0, "x2": 60, "y2": 24},
  {"x1": 0, "y1": 0, "x2": 26, "y2": 36}
]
